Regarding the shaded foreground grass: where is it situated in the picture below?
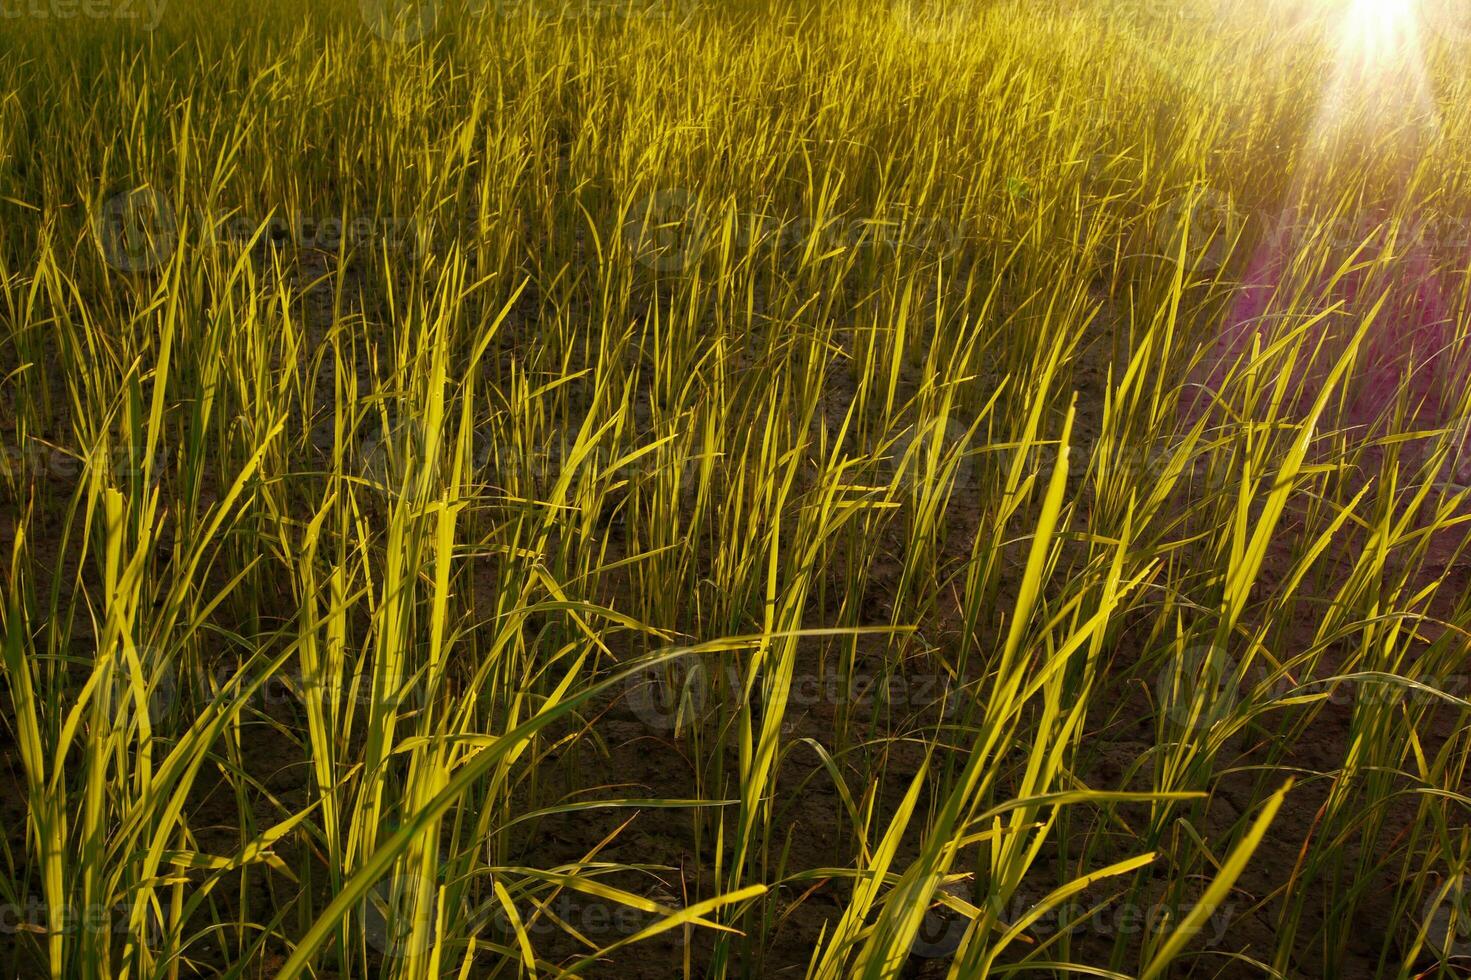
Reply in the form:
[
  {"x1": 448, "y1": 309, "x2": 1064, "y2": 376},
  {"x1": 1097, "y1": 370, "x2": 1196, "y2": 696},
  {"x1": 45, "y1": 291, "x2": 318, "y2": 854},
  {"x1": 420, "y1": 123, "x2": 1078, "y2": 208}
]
[{"x1": 2, "y1": 0, "x2": 1471, "y2": 976}]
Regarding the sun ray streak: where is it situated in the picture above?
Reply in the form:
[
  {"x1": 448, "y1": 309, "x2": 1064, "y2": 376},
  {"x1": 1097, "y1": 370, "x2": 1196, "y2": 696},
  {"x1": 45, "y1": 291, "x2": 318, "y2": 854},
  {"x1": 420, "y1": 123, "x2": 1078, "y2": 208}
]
[{"x1": 1191, "y1": 0, "x2": 1469, "y2": 472}]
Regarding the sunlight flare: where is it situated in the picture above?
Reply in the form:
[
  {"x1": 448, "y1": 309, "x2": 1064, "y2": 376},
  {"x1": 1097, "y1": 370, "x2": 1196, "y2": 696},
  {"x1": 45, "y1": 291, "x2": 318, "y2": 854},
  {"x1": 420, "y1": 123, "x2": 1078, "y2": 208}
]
[{"x1": 1316, "y1": 0, "x2": 1437, "y2": 135}]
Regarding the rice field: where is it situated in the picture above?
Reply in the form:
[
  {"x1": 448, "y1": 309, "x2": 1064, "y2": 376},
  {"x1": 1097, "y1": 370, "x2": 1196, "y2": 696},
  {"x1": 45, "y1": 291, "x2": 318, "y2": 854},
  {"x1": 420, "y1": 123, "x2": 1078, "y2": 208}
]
[{"x1": 2, "y1": 0, "x2": 1471, "y2": 976}]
